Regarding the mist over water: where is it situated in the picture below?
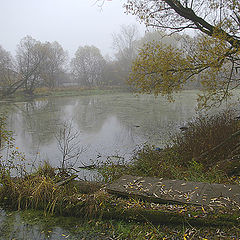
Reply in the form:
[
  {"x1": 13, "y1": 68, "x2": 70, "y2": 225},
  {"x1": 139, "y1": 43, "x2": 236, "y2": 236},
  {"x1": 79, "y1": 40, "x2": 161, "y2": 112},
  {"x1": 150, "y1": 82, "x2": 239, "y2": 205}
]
[{"x1": 0, "y1": 91, "x2": 199, "y2": 178}]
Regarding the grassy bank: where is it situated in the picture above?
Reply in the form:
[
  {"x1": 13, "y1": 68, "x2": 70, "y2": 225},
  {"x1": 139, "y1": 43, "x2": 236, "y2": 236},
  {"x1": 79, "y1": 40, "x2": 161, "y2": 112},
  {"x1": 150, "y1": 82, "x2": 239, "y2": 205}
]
[
  {"x1": 0, "y1": 163, "x2": 239, "y2": 239},
  {"x1": 3, "y1": 209, "x2": 239, "y2": 239}
]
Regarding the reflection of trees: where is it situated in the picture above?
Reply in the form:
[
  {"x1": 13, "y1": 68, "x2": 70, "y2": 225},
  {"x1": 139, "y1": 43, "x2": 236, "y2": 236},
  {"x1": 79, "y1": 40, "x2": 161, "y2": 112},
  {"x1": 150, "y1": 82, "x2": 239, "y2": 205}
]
[
  {"x1": 72, "y1": 92, "x2": 198, "y2": 146},
  {"x1": 73, "y1": 96, "x2": 109, "y2": 133},
  {"x1": 16, "y1": 99, "x2": 61, "y2": 147},
  {"x1": 0, "y1": 210, "x2": 44, "y2": 240},
  {"x1": 12, "y1": 98, "x2": 73, "y2": 149},
  {"x1": 0, "y1": 92, "x2": 199, "y2": 163},
  {"x1": 0, "y1": 102, "x2": 18, "y2": 120},
  {"x1": 0, "y1": 210, "x2": 55, "y2": 240},
  {"x1": 0, "y1": 209, "x2": 15, "y2": 240}
]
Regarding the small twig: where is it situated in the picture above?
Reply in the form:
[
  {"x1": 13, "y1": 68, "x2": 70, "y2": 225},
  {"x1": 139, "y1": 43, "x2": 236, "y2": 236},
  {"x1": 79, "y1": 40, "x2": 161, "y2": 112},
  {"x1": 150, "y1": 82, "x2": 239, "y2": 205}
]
[{"x1": 78, "y1": 164, "x2": 98, "y2": 170}]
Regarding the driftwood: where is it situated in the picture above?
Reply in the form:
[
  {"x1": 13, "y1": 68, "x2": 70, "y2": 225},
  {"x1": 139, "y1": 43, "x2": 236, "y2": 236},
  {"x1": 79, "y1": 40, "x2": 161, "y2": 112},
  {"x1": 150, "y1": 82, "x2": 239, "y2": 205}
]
[
  {"x1": 78, "y1": 164, "x2": 97, "y2": 170},
  {"x1": 55, "y1": 174, "x2": 78, "y2": 187},
  {"x1": 55, "y1": 173, "x2": 104, "y2": 193}
]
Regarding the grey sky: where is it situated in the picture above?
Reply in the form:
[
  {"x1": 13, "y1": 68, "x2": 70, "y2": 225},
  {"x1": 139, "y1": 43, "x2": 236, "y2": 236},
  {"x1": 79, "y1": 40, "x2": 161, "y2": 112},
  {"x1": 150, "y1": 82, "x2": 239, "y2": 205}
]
[{"x1": 0, "y1": 0, "x2": 145, "y2": 58}]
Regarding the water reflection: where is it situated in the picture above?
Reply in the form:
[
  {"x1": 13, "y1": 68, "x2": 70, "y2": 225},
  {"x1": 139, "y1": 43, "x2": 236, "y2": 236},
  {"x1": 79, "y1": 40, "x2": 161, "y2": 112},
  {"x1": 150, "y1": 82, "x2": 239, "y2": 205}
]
[
  {"x1": 0, "y1": 209, "x2": 108, "y2": 240},
  {"x1": 0, "y1": 92, "x2": 199, "y2": 172}
]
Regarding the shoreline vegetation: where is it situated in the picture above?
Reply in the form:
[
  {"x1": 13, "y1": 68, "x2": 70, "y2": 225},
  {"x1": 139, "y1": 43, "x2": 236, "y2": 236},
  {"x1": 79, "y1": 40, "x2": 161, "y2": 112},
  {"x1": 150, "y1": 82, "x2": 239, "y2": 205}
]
[
  {"x1": 0, "y1": 91, "x2": 240, "y2": 239},
  {"x1": 0, "y1": 167, "x2": 239, "y2": 239},
  {"x1": 0, "y1": 85, "x2": 205, "y2": 103},
  {"x1": 0, "y1": 86, "x2": 131, "y2": 102}
]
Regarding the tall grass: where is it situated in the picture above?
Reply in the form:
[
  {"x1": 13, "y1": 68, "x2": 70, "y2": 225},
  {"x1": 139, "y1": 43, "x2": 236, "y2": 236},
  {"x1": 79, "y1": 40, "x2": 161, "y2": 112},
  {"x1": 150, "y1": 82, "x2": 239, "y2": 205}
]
[{"x1": 172, "y1": 109, "x2": 240, "y2": 168}]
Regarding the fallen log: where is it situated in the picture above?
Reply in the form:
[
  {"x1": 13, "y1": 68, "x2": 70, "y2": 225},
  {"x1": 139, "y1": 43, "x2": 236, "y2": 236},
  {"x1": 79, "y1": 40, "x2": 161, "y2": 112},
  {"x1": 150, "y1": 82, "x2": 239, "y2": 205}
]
[
  {"x1": 55, "y1": 174, "x2": 78, "y2": 186},
  {"x1": 101, "y1": 206, "x2": 239, "y2": 227},
  {"x1": 1, "y1": 174, "x2": 239, "y2": 227},
  {"x1": 72, "y1": 180, "x2": 104, "y2": 194},
  {"x1": 106, "y1": 175, "x2": 240, "y2": 208}
]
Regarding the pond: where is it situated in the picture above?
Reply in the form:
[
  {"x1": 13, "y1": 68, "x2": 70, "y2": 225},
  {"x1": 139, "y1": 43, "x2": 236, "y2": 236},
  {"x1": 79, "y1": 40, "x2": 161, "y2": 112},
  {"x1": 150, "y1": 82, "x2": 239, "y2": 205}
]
[
  {"x1": 0, "y1": 90, "x2": 237, "y2": 239},
  {"x1": 0, "y1": 91, "x2": 199, "y2": 179}
]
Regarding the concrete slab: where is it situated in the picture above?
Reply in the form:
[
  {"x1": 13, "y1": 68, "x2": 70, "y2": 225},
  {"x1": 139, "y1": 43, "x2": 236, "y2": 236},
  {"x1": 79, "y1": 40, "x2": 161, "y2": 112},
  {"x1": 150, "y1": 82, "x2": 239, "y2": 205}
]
[{"x1": 106, "y1": 175, "x2": 240, "y2": 208}]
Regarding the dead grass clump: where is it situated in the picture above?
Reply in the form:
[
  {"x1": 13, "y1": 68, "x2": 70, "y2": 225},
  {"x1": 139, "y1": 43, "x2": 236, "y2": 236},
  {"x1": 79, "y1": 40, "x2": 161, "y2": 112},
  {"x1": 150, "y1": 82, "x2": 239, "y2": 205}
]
[
  {"x1": 0, "y1": 174, "x2": 57, "y2": 210},
  {"x1": 172, "y1": 109, "x2": 240, "y2": 169},
  {"x1": 35, "y1": 161, "x2": 56, "y2": 178}
]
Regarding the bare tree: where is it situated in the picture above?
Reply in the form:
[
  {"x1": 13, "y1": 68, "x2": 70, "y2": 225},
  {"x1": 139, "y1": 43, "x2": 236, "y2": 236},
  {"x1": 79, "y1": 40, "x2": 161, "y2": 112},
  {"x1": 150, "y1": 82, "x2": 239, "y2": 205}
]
[
  {"x1": 55, "y1": 121, "x2": 84, "y2": 174},
  {"x1": 0, "y1": 37, "x2": 68, "y2": 97},
  {"x1": 113, "y1": 24, "x2": 140, "y2": 63},
  {"x1": 112, "y1": 24, "x2": 140, "y2": 82},
  {"x1": 16, "y1": 36, "x2": 47, "y2": 95},
  {"x1": 71, "y1": 45, "x2": 106, "y2": 87}
]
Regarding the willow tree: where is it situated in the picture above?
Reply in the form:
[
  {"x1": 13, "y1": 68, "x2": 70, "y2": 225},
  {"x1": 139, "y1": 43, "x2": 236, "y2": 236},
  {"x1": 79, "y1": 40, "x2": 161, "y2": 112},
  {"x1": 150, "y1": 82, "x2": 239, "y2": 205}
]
[{"x1": 125, "y1": 0, "x2": 240, "y2": 108}]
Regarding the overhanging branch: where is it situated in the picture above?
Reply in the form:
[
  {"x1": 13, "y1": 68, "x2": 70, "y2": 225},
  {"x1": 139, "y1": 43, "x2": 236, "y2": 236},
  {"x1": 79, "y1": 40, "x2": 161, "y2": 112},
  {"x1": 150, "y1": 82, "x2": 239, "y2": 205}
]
[{"x1": 163, "y1": 0, "x2": 240, "y2": 48}]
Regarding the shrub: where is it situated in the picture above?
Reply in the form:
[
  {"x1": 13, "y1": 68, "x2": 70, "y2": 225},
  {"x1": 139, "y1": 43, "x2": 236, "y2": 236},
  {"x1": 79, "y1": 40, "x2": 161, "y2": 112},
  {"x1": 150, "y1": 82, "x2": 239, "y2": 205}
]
[
  {"x1": 129, "y1": 145, "x2": 183, "y2": 179},
  {"x1": 96, "y1": 156, "x2": 130, "y2": 183},
  {"x1": 172, "y1": 109, "x2": 240, "y2": 169}
]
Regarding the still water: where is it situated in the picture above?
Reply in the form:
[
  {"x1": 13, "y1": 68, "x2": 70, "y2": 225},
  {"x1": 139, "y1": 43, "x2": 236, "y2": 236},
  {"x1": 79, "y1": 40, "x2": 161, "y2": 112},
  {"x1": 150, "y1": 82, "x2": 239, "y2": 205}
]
[
  {"x1": 0, "y1": 91, "x2": 200, "y2": 239},
  {"x1": 0, "y1": 91, "x2": 199, "y2": 176},
  {"x1": 0, "y1": 209, "x2": 109, "y2": 240}
]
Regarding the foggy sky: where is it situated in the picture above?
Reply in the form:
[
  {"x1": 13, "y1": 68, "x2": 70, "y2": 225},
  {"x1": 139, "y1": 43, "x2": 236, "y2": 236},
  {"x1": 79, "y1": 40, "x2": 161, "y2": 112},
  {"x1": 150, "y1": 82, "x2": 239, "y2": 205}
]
[{"x1": 0, "y1": 0, "x2": 145, "y2": 57}]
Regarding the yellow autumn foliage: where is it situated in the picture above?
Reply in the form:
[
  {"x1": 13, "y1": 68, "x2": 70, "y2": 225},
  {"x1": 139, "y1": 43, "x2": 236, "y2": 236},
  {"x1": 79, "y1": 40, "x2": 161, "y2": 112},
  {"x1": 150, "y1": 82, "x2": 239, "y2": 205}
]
[
  {"x1": 129, "y1": 31, "x2": 240, "y2": 108},
  {"x1": 126, "y1": 0, "x2": 240, "y2": 108}
]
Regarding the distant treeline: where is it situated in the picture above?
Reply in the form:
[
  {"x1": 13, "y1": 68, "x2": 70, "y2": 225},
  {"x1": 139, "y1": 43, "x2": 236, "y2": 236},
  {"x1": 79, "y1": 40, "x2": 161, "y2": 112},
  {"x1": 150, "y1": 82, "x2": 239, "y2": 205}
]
[{"x1": 0, "y1": 25, "x2": 201, "y2": 97}]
